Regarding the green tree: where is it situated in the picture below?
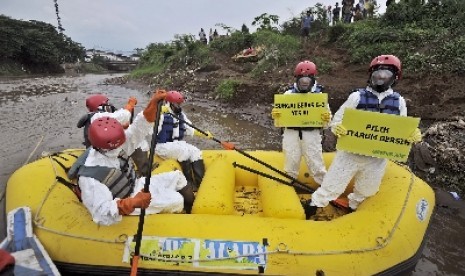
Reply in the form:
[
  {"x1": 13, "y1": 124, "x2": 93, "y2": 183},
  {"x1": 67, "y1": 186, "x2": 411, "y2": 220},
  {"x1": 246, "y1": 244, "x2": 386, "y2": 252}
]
[
  {"x1": 0, "y1": 15, "x2": 83, "y2": 72},
  {"x1": 252, "y1": 13, "x2": 280, "y2": 31}
]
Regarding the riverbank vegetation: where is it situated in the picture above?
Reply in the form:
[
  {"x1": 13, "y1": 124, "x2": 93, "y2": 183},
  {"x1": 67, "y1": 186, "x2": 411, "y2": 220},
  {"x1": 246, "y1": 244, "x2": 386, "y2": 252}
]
[
  {"x1": 0, "y1": 15, "x2": 83, "y2": 75},
  {"x1": 132, "y1": 0, "x2": 465, "y2": 85}
]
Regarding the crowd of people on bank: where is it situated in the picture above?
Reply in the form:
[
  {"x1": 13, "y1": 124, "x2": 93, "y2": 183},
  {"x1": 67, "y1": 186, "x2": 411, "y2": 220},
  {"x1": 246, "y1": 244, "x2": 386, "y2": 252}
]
[
  {"x1": 198, "y1": 27, "x2": 221, "y2": 44},
  {"x1": 320, "y1": 0, "x2": 377, "y2": 27}
]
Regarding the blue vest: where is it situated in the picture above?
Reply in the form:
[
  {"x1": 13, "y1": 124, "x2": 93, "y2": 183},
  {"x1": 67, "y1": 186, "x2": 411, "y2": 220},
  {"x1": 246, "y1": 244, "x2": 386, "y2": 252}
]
[
  {"x1": 356, "y1": 89, "x2": 401, "y2": 115},
  {"x1": 157, "y1": 113, "x2": 186, "y2": 143}
]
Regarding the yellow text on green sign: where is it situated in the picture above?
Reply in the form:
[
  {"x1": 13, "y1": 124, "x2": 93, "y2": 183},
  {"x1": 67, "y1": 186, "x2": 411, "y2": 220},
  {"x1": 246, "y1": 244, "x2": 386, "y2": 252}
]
[
  {"x1": 273, "y1": 93, "x2": 328, "y2": 127},
  {"x1": 336, "y1": 109, "x2": 420, "y2": 162}
]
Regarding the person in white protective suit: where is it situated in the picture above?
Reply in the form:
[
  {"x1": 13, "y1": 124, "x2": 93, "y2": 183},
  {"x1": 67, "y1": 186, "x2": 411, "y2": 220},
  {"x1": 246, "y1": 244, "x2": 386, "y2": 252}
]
[
  {"x1": 75, "y1": 90, "x2": 195, "y2": 226},
  {"x1": 155, "y1": 90, "x2": 213, "y2": 190},
  {"x1": 77, "y1": 94, "x2": 150, "y2": 177},
  {"x1": 305, "y1": 55, "x2": 422, "y2": 217},
  {"x1": 77, "y1": 93, "x2": 135, "y2": 147},
  {"x1": 272, "y1": 60, "x2": 332, "y2": 186}
]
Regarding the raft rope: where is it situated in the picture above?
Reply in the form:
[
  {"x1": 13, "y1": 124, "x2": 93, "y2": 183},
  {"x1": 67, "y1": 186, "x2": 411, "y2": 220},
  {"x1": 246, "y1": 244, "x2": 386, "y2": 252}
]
[
  {"x1": 124, "y1": 162, "x2": 418, "y2": 263},
  {"x1": 32, "y1": 152, "x2": 418, "y2": 260},
  {"x1": 32, "y1": 151, "x2": 127, "y2": 244},
  {"x1": 23, "y1": 135, "x2": 44, "y2": 166}
]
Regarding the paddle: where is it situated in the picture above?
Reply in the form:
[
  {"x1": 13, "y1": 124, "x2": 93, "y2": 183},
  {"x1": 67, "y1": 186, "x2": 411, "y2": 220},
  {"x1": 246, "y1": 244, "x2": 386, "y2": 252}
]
[
  {"x1": 167, "y1": 112, "x2": 308, "y2": 187},
  {"x1": 233, "y1": 162, "x2": 349, "y2": 209},
  {"x1": 130, "y1": 100, "x2": 164, "y2": 276},
  {"x1": 232, "y1": 162, "x2": 314, "y2": 193},
  {"x1": 130, "y1": 108, "x2": 134, "y2": 124}
]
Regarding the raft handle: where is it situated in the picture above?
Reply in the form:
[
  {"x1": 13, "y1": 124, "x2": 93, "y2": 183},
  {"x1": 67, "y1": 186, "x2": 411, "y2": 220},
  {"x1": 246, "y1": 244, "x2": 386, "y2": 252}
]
[{"x1": 276, "y1": 243, "x2": 289, "y2": 252}]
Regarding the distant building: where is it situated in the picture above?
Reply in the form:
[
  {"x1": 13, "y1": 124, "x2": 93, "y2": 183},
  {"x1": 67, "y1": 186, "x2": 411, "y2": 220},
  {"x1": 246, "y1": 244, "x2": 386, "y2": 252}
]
[
  {"x1": 83, "y1": 48, "x2": 139, "y2": 63},
  {"x1": 129, "y1": 54, "x2": 140, "y2": 62}
]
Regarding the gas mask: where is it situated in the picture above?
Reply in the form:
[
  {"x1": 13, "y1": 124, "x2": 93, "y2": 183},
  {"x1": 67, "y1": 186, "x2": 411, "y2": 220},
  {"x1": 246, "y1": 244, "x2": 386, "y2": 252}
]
[
  {"x1": 370, "y1": 69, "x2": 395, "y2": 92},
  {"x1": 170, "y1": 103, "x2": 182, "y2": 114},
  {"x1": 97, "y1": 104, "x2": 116, "y2": 113},
  {"x1": 296, "y1": 76, "x2": 315, "y2": 93}
]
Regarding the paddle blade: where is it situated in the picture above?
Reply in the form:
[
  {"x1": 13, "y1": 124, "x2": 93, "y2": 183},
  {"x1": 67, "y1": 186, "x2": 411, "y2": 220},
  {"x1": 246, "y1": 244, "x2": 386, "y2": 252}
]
[
  {"x1": 332, "y1": 198, "x2": 349, "y2": 209},
  {"x1": 220, "y1": 141, "x2": 235, "y2": 150}
]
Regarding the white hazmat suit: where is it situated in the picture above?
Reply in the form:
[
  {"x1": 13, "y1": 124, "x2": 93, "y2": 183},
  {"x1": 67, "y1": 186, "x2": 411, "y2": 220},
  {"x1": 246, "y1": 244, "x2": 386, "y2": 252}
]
[
  {"x1": 311, "y1": 86, "x2": 407, "y2": 210},
  {"x1": 155, "y1": 105, "x2": 202, "y2": 162},
  {"x1": 282, "y1": 82, "x2": 331, "y2": 185},
  {"x1": 78, "y1": 112, "x2": 187, "y2": 226}
]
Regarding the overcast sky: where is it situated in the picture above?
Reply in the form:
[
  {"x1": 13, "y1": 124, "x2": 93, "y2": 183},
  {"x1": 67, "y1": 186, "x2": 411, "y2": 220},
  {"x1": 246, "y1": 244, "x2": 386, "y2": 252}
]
[{"x1": 2, "y1": 0, "x2": 387, "y2": 52}]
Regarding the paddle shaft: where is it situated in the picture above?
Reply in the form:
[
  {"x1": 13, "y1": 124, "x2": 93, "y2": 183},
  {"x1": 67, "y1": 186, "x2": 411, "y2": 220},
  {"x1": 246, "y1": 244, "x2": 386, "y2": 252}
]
[
  {"x1": 232, "y1": 162, "x2": 314, "y2": 193},
  {"x1": 232, "y1": 162, "x2": 350, "y2": 208},
  {"x1": 131, "y1": 100, "x2": 164, "y2": 276},
  {"x1": 167, "y1": 112, "x2": 306, "y2": 187},
  {"x1": 130, "y1": 108, "x2": 134, "y2": 124},
  {"x1": 232, "y1": 147, "x2": 307, "y2": 186}
]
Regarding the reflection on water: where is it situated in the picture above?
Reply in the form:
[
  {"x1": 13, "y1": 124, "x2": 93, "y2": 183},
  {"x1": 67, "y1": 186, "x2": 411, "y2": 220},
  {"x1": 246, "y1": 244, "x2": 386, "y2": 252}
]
[{"x1": 0, "y1": 74, "x2": 463, "y2": 275}]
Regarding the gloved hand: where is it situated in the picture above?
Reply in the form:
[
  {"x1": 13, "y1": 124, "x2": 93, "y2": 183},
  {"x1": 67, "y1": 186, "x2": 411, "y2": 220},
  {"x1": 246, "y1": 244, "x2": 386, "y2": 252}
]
[
  {"x1": 407, "y1": 128, "x2": 422, "y2": 144},
  {"x1": 143, "y1": 90, "x2": 167, "y2": 122},
  {"x1": 332, "y1": 124, "x2": 348, "y2": 138},
  {"x1": 121, "y1": 122, "x2": 130, "y2": 129},
  {"x1": 117, "y1": 190, "x2": 151, "y2": 215},
  {"x1": 124, "y1": 97, "x2": 137, "y2": 113},
  {"x1": 161, "y1": 105, "x2": 170, "y2": 113},
  {"x1": 321, "y1": 112, "x2": 331, "y2": 124},
  {"x1": 194, "y1": 129, "x2": 213, "y2": 139},
  {"x1": 271, "y1": 108, "x2": 281, "y2": 119}
]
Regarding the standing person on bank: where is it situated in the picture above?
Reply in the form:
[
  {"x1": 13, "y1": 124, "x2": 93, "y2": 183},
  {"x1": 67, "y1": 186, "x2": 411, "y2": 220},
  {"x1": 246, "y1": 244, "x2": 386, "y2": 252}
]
[
  {"x1": 198, "y1": 28, "x2": 207, "y2": 44},
  {"x1": 333, "y1": 3, "x2": 341, "y2": 24},
  {"x1": 300, "y1": 10, "x2": 314, "y2": 44}
]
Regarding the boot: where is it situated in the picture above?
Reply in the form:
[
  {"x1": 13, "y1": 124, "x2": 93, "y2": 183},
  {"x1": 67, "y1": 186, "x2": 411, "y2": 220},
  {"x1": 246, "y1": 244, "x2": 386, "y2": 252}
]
[
  {"x1": 191, "y1": 159, "x2": 205, "y2": 189},
  {"x1": 179, "y1": 161, "x2": 194, "y2": 184},
  {"x1": 301, "y1": 199, "x2": 317, "y2": 220},
  {"x1": 178, "y1": 184, "x2": 195, "y2": 214}
]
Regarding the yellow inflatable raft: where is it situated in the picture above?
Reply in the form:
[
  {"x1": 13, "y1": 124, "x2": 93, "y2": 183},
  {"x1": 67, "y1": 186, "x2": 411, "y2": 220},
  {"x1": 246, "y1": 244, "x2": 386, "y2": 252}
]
[{"x1": 5, "y1": 149, "x2": 435, "y2": 275}]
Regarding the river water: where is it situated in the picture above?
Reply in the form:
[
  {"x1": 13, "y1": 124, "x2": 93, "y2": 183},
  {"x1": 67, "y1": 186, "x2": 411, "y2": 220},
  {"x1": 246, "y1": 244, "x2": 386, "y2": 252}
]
[{"x1": 0, "y1": 74, "x2": 463, "y2": 275}]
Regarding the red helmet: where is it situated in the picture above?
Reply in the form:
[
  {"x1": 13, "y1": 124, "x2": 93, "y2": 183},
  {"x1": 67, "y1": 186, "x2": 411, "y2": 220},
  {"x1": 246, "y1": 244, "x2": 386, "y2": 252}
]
[
  {"x1": 369, "y1": 55, "x2": 402, "y2": 79},
  {"x1": 88, "y1": 117, "x2": 126, "y2": 150},
  {"x1": 165, "y1": 91, "x2": 184, "y2": 104},
  {"x1": 294, "y1": 61, "x2": 317, "y2": 77},
  {"x1": 86, "y1": 94, "x2": 109, "y2": 112}
]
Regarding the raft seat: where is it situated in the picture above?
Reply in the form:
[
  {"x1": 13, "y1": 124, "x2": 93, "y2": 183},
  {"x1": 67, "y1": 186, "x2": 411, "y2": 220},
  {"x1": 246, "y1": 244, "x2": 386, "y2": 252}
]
[
  {"x1": 191, "y1": 156, "x2": 305, "y2": 219},
  {"x1": 192, "y1": 158, "x2": 236, "y2": 215}
]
